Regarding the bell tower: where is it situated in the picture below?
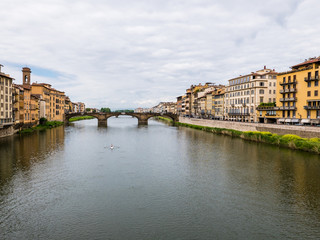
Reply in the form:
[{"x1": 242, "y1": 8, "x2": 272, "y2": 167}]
[{"x1": 22, "y1": 67, "x2": 31, "y2": 86}]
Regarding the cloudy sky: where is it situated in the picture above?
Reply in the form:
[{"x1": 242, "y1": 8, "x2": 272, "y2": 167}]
[{"x1": 1, "y1": 0, "x2": 320, "y2": 109}]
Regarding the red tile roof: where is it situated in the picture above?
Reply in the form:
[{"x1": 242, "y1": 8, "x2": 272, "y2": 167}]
[{"x1": 291, "y1": 57, "x2": 320, "y2": 69}]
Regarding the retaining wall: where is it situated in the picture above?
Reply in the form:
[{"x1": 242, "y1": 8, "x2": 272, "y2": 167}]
[
  {"x1": 0, "y1": 126, "x2": 14, "y2": 138},
  {"x1": 179, "y1": 117, "x2": 320, "y2": 138}
]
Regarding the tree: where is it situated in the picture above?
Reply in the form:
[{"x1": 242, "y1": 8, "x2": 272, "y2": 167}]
[{"x1": 100, "y1": 107, "x2": 111, "y2": 113}]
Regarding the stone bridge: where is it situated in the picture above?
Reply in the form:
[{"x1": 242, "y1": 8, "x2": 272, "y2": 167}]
[{"x1": 64, "y1": 112, "x2": 179, "y2": 127}]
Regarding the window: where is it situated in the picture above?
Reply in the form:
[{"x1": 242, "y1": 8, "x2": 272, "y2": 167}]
[
  {"x1": 315, "y1": 80, "x2": 319, "y2": 87},
  {"x1": 308, "y1": 81, "x2": 311, "y2": 87},
  {"x1": 259, "y1": 82, "x2": 264, "y2": 87},
  {"x1": 273, "y1": 90, "x2": 276, "y2": 94},
  {"x1": 293, "y1": 75, "x2": 296, "y2": 81},
  {"x1": 259, "y1": 89, "x2": 264, "y2": 94},
  {"x1": 315, "y1": 90, "x2": 318, "y2": 97},
  {"x1": 283, "y1": 77, "x2": 286, "y2": 82},
  {"x1": 260, "y1": 97, "x2": 264, "y2": 103},
  {"x1": 269, "y1": 90, "x2": 271, "y2": 94},
  {"x1": 307, "y1": 91, "x2": 311, "y2": 97}
]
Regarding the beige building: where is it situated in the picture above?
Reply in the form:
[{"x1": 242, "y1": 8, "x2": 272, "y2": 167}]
[
  {"x1": 225, "y1": 66, "x2": 277, "y2": 122},
  {"x1": 0, "y1": 64, "x2": 14, "y2": 127},
  {"x1": 213, "y1": 88, "x2": 225, "y2": 120}
]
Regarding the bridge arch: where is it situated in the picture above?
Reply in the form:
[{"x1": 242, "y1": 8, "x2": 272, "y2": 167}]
[{"x1": 64, "y1": 112, "x2": 179, "y2": 127}]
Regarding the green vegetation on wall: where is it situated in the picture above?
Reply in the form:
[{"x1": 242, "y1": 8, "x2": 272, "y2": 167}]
[{"x1": 156, "y1": 117, "x2": 320, "y2": 154}]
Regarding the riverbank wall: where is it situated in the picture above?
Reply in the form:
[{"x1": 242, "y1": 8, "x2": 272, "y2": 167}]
[
  {"x1": 0, "y1": 125, "x2": 15, "y2": 138},
  {"x1": 179, "y1": 117, "x2": 320, "y2": 138}
]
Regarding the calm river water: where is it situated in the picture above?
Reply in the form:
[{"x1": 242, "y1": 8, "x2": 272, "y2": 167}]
[{"x1": 1, "y1": 117, "x2": 320, "y2": 239}]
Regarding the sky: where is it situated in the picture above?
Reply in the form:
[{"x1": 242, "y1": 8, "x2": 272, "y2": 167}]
[{"x1": 1, "y1": 0, "x2": 320, "y2": 110}]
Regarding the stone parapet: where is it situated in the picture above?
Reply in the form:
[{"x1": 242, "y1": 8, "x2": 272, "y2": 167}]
[{"x1": 179, "y1": 117, "x2": 320, "y2": 138}]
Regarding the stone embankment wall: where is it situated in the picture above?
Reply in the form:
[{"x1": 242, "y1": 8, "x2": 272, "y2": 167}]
[
  {"x1": 179, "y1": 117, "x2": 320, "y2": 138},
  {"x1": 0, "y1": 126, "x2": 14, "y2": 138}
]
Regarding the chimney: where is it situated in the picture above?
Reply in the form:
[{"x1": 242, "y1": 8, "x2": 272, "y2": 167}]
[
  {"x1": 264, "y1": 65, "x2": 266, "y2": 69},
  {"x1": 22, "y1": 67, "x2": 31, "y2": 86}
]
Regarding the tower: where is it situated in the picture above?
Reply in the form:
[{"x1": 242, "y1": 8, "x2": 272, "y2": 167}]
[{"x1": 22, "y1": 67, "x2": 31, "y2": 85}]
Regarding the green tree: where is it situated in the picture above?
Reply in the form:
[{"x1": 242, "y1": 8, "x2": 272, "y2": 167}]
[{"x1": 100, "y1": 107, "x2": 111, "y2": 113}]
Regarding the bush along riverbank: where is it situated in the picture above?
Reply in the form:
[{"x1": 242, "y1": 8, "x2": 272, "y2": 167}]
[
  {"x1": 18, "y1": 120, "x2": 64, "y2": 134},
  {"x1": 158, "y1": 118, "x2": 320, "y2": 154},
  {"x1": 69, "y1": 116, "x2": 94, "y2": 122}
]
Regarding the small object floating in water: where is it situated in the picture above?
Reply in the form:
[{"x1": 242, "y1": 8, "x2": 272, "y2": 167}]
[{"x1": 110, "y1": 144, "x2": 114, "y2": 150}]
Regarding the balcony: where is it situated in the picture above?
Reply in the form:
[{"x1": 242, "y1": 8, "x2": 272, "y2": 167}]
[
  {"x1": 304, "y1": 75, "x2": 319, "y2": 82},
  {"x1": 266, "y1": 112, "x2": 277, "y2": 116},
  {"x1": 228, "y1": 112, "x2": 250, "y2": 116},
  {"x1": 279, "y1": 81, "x2": 297, "y2": 86},
  {"x1": 279, "y1": 106, "x2": 297, "y2": 110},
  {"x1": 279, "y1": 97, "x2": 297, "y2": 102},
  {"x1": 304, "y1": 105, "x2": 320, "y2": 110},
  {"x1": 279, "y1": 88, "x2": 297, "y2": 94},
  {"x1": 256, "y1": 106, "x2": 279, "y2": 111}
]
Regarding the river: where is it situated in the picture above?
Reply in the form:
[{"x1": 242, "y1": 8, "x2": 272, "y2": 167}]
[{"x1": 1, "y1": 117, "x2": 320, "y2": 239}]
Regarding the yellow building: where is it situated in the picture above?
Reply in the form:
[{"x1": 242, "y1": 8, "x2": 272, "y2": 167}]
[
  {"x1": 32, "y1": 83, "x2": 65, "y2": 121},
  {"x1": 259, "y1": 57, "x2": 320, "y2": 125},
  {"x1": 12, "y1": 84, "x2": 24, "y2": 125}
]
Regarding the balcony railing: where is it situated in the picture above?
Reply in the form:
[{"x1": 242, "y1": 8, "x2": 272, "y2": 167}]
[
  {"x1": 279, "y1": 97, "x2": 297, "y2": 102},
  {"x1": 266, "y1": 112, "x2": 277, "y2": 116},
  {"x1": 280, "y1": 88, "x2": 297, "y2": 93},
  {"x1": 279, "y1": 81, "x2": 297, "y2": 86},
  {"x1": 279, "y1": 106, "x2": 297, "y2": 110},
  {"x1": 304, "y1": 76, "x2": 319, "y2": 82},
  {"x1": 304, "y1": 105, "x2": 320, "y2": 110},
  {"x1": 228, "y1": 112, "x2": 250, "y2": 116},
  {"x1": 256, "y1": 106, "x2": 279, "y2": 110}
]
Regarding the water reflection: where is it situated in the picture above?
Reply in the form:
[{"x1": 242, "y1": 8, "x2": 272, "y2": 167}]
[
  {"x1": 0, "y1": 119, "x2": 320, "y2": 239},
  {"x1": 0, "y1": 126, "x2": 65, "y2": 186}
]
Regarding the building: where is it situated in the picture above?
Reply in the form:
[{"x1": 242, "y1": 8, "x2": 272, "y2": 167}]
[
  {"x1": 225, "y1": 66, "x2": 277, "y2": 122},
  {"x1": 31, "y1": 84, "x2": 65, "y2": 122},
  {"x1": 0, "y1": 64, "x2": 14, "y2": 127},
  {"x1": 258, "y1": 57, "x2": 320, "y2": 125},
  {"x1": 12, "y1": 84, "x2": 23, "y2": 125},
  {"x1": 213, "y1": 88, "x2": 225, "y2": 120},
  {"x1": 77, "y1": 102, "x2": 86, "y2": 113}
]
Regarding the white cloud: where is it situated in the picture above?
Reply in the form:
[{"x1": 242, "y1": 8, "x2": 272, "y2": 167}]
[{"x1": 0, "y1": 0, "x2": 319, "y2": 110}]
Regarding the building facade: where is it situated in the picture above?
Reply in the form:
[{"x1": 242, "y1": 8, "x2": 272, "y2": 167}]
[
  {"x1": 258, "y1": 57, "x2": 320, "y2": 125},
  {"x1": 225, "y1": 66, "x2": 277, "y2": 122},
  {"x1": 0, "y1": 64, "x2": 14, "y2": 127}
]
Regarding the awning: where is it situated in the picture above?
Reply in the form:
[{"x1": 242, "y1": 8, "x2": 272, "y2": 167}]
[
  {"x1": 291, "y1": 119, "x2": 299, "y2": 123},
  {"x1": 278, "y1": 118, "x2": 285, "y2": 122},
  {"x1": 301, "y1": 119, "x2": 311, "y2": 123},
  {"x1": 285, "y1": 119, "x2": 292, "y2": 123}
]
